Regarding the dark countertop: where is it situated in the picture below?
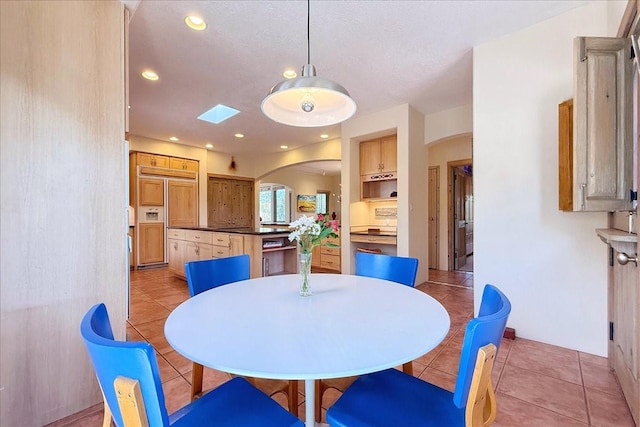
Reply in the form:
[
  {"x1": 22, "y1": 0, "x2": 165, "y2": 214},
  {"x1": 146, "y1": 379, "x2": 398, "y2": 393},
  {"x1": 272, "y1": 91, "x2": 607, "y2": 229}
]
[{"x1": 169, "y1": 226, "x2": 291, "y2": 235}]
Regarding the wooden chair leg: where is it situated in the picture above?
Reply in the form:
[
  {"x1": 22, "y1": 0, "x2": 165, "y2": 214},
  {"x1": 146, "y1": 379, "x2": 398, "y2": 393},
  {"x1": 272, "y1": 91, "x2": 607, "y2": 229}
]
[
  {"x1": 287, "y1": 380, "x2": 299, "y2": 417},
  {"x1": 190, "y1": 362, "x2": 204, "y2": 401},
  {"x1": 402, "y1": 361, "x2": 413, "y2": 375},
  {"x1": 314, "y1": 380, "x2": 324, "y2": 423},
  {"x1": 101, "y1": 389, "x2": 113, "y2": 427}
]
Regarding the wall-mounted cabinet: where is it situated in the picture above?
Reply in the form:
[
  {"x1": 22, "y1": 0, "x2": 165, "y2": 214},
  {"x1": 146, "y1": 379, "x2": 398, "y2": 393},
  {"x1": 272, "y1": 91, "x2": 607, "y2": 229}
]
[
  {"x1": 360, "y1": 135, "x2": 397, "y2": 175},
  {"x1": 559, "y1": 37, "x2": 633, "y2": 212},
  {"x1": 360, "y1": 135, "x2": 398, "y2": 200}
]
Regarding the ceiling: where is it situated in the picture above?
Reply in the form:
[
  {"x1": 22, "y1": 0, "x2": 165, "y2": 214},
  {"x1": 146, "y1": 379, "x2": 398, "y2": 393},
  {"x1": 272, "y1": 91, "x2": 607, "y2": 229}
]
[{"x1": 127, "y1": 0, "x2": 589, "y2": 158}]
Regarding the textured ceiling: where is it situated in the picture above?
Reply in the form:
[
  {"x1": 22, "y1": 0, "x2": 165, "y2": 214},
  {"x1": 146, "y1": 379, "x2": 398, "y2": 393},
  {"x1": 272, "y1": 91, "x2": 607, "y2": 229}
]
[{"x1": 127, "y1": 0, "x2": 590, "y2": 158}]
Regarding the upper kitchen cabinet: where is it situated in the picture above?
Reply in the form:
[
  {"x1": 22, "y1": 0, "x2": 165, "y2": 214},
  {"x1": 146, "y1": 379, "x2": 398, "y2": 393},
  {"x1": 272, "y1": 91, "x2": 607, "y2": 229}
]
[
  {"x1": 136, "y1": 152, "x2": 170, "y2": 168},
  {"x1": 559, "y1": 37, "x2": 633, "y2": 212},
  {"x1": 360, "y1": 135, "x2": 398, "y2": 200},
  {"x1": 169, "y1": 157, "x2": 198, "y2": 172},
  {"x1": 360, "y1": 135, "x2": 397, "y2": 175}
]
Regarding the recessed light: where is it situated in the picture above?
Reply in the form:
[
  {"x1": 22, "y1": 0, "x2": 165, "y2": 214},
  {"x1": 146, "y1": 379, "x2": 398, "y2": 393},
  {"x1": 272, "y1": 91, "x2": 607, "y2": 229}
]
[
  {"x1": 205, "y1": 143, "x2": 214, "y2": 149},
  {"x1": 320, "y1": 134, "x2": 329, "y2": 139},
  {"x1": 141, "y1": 70, "x2": 159, "y2": 81},
  {"x1": 185, "y1": 15, "x2": 207, "y2": 31},
  {"x1": 282, "y1": 68, "x2": 297, "y2": 79},
  {"x1": 169, "y1": 136, "x2": 179, "y2": 142},
  {"x1": 280, "y1": 145, "x2": 289, "y2": 149},
  {"x1": 234, "y1": 133, "x2": 244, "y2": 138}
]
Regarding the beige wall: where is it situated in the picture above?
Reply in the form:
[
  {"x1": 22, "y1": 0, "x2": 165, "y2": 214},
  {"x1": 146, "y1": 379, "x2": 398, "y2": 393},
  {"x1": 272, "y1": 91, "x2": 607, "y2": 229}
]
[
  {"x1": 427, "y1": 135, "x2": 473, "y2": 270},
  {"x1": 0, "y1": 1, "x2": 126, "y2": 425}
]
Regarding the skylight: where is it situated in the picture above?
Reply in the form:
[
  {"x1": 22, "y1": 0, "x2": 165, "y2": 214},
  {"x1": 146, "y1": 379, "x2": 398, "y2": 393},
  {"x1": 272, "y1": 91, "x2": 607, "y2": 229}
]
[{"x1": 197, "y1": 104, "x2": 240, "y2": 124}]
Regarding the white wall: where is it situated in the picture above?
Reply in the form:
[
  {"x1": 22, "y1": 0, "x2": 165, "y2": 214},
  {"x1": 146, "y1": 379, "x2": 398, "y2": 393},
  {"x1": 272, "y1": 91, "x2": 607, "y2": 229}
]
[
  {"x1": 473, "y1": 1, "x2": 625, "y2": 355},
  {"x1": 428, "y1": 135, "x2": 473, "y2": 270},
  {"x1": 1, "y1": 1, "x2": 126, "y2": 424},
  {"x1": 425, "y1": 104, "x2": 473, "y2": 145}
]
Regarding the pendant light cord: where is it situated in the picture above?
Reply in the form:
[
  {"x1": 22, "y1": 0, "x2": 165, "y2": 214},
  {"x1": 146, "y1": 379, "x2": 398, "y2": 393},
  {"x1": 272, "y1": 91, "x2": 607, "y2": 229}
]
[{"x1": 307, "y1": 0, "x2": 310, "y2": 64}]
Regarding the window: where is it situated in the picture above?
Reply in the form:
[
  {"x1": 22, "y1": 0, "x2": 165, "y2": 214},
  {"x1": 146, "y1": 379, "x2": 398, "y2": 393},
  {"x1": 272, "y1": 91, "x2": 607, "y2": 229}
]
[
  {"x1": 316, "y1": 190, "x2": 329, "y2": 215},
  {"x1": 260, "y1": 184, "x2": 291, "y2": 223}
]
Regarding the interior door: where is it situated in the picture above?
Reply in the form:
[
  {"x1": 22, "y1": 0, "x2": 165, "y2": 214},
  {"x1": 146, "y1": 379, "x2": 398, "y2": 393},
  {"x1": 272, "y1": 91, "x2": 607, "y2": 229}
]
[
  {"x1": 612, "y1": 252, "x2": 639, "y2": 424},
  {"x1": 428, "y1": 167, "x2": 439, "y2": 269},
  {"x1": 453, "y1": 167, "x2": 467, "y2": 270}
]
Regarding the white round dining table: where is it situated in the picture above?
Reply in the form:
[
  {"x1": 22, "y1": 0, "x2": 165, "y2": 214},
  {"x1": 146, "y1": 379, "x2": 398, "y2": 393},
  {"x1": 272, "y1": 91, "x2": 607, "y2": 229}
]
[{"x1": 164, "y1": 273, "x2": 450, "y2": 427}]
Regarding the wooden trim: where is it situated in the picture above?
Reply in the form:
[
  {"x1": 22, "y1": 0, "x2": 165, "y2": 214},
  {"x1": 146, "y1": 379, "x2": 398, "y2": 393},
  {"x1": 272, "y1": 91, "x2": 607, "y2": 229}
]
[
  {"x1": 447, "y1": 159, "x2": 472, "y2": 271},
  {"x1": 139, "y1": 166, "x2": 196, "y2": 179},
  {"x1": 207, "y1": 173, "x2": 254, "y2": 182},
  {"x1": 617, "y1": 0, "x2": 638, "y2": 37},
  {"x1": 114, "y1": 376, "x2": 149, "y2": 427}
]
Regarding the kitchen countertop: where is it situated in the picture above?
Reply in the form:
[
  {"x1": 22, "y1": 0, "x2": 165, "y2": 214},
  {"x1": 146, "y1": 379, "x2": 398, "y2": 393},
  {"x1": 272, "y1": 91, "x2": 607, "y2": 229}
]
[{"x1": 169, "y1": 226, "x2": 291, "y2": 235}]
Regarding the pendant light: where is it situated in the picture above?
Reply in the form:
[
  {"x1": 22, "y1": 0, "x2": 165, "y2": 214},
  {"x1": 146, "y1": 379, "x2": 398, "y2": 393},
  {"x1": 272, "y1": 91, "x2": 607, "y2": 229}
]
[{"x1": 261, "y1": 0, "x2": 356, "y2": 127}]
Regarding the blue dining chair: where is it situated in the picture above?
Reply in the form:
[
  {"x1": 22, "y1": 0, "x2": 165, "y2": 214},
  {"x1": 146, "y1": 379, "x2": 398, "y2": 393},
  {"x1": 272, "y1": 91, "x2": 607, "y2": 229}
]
[
  {"x1": 355, "y1": 251, "x2": 419, "y2": 287},
  {"x1": 81, "y1": 303, "x2": 303, "y2": 427},
  {"x1": 326, "y1": 284, "x2": 512, "y2": 427},
  {"x1": 185, "y1": 255, "x2": 299, "y2": 416},
  {"x1": 315, "y1": 252, "x2": 420, "y2": 421}
]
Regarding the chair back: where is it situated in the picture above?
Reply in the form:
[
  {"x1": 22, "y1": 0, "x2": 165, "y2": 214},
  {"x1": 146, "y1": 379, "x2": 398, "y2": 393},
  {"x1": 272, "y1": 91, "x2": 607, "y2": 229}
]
[
  {"x1": 355, "y1": 252, "x2": 419, "y2": 287},
  {"x1": 185, "y1": 254, "x2": 250, "y2": 297},
  {"x1": 80, "y1": 303, "x2": 169, "y2": 426},
  {"x1": 452, "y1": 284, "x2": 511, "y2": 408}
]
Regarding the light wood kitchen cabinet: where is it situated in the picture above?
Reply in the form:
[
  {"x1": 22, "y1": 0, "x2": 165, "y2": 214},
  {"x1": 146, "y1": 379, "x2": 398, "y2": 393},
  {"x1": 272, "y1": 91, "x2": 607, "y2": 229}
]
[
  {"x1": 211, "y1": 232, "x2": 231, "y2": 258},
  {"x1": 559, "y1": 37, "x2": 633, "y2": 212},
  {"x1": 310, "y1": 234, "x2": 340, "y2": 272},
  {"x1": 167, "y1": 229, "x2": 245, "y2": 278},
  {"x1": 207, "y1": 176, "x2": 254, "y2": 228},
  {"x1": 136, "y1": 152, "x2": 170, "y2": 168},
  {"x1": 167, "y1": 237, "x2": 186, "y2": 274},
  {"x1": 139, "y1": 177, "x2": 164, "y2": 206},
  {"x1": 311, "y1": 244, "x2": 322, "y2": 267},
  {"x1": 320, "y1": 236, "x2": 341, "y2": 271},
  {"x1": 229, "y1": 234, "x2": 244, "y2": 256},
  {"x1": 168, "y1": 180, "x2": 197, "y2": 227},
  {"x1": 360, "y1": 135, "x2": 397, "y2": 175},
  {"x1": 138, "y1": 223, "x2": 165, "y2": 264},
  {"x1": 170, "y1": 157, "x2": 198, "y2": 172}
]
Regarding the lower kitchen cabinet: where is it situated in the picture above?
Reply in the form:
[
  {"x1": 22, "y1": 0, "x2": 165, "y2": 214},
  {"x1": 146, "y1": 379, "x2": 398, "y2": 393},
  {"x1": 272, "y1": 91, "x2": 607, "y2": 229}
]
[
  {"x1": 167, "y1": 237, "x2": 186, "y2": 274},
  {"x1": 138, "y1": 223, "x2": 165, "y2": 265},
  {"x1": 167, "y1": 229, "x2": 245, "y2": 279}
]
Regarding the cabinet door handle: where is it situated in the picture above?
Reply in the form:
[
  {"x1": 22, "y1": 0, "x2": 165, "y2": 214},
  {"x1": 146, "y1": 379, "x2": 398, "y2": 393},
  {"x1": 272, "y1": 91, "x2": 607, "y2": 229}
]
[
  {"x1": 173, "y1": 243, "x2": 177, "y2": 250},
  {"x1": 195, "y1": 246, "x2": 200, "y2": 255}
]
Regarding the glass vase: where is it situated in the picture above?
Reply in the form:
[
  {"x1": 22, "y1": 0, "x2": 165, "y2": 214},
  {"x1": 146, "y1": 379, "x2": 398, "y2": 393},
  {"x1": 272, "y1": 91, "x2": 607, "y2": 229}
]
[{"x1": 298, "y1": 252, "x2": 312, "y2": 296}]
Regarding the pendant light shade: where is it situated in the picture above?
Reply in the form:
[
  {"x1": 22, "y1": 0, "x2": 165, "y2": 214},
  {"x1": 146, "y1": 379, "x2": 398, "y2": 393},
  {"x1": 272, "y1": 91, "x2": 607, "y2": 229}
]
[{"x1": 261, "y1": 1, "x2": 356, "y2": 127}]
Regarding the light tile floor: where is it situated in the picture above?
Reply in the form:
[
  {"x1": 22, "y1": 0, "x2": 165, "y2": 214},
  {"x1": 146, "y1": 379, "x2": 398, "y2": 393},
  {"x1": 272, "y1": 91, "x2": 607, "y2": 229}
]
[{"x1": 50, "y1": 267, "x2": 634, "y2": 426}]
